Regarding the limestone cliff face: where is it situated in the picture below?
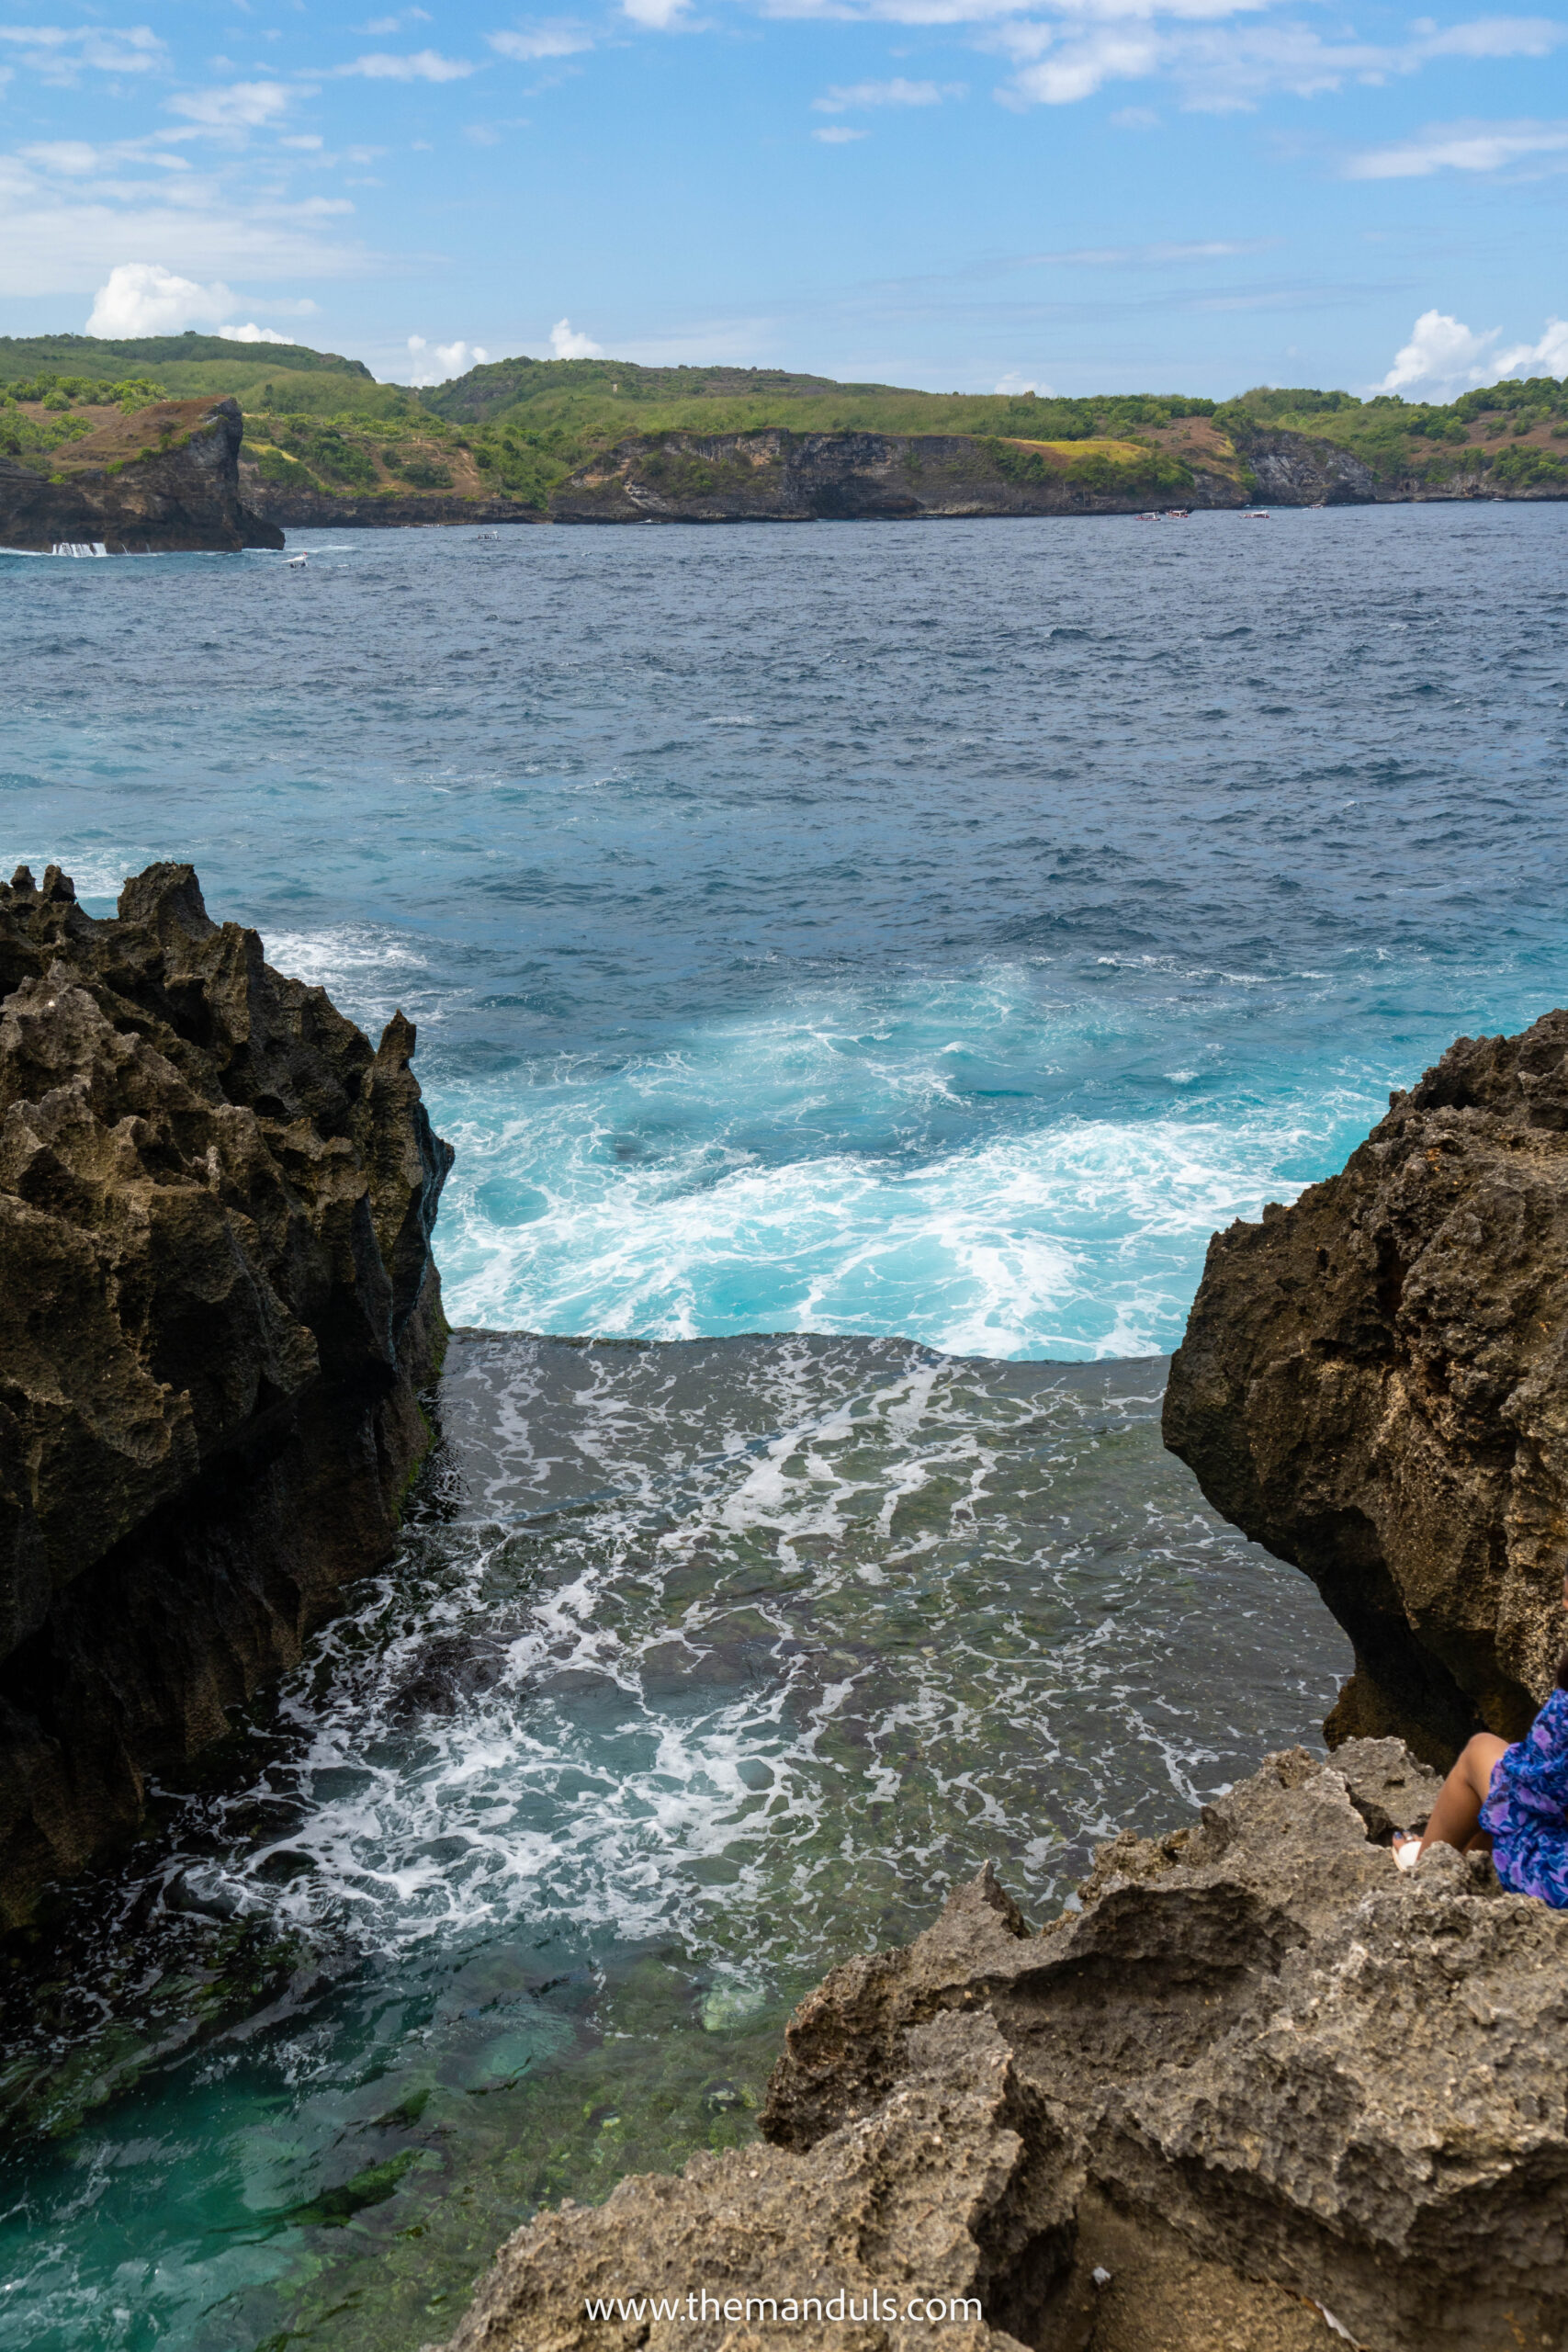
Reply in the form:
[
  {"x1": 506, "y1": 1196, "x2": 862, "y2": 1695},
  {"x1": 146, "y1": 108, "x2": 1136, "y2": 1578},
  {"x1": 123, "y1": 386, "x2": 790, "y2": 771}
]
[
  {"x1": 1165, "y1": 1011, "x2": 1568, "y2": 1766},
  {"x1": 444, "y1": 1740, "x2": 1565, "y2": 2352},
  {"x1": 0, "y1": 863, "x2": 451, "y2": 1919},
  {"x1": 550, "y1": 430, "x2": 1247, "y2": 523},
  {"x1": 1225, "y1": 420, "x2": 1379, "y2": 505},
  {"x1": 0, "y1": 398, "x2": 281, "y2": 553}
]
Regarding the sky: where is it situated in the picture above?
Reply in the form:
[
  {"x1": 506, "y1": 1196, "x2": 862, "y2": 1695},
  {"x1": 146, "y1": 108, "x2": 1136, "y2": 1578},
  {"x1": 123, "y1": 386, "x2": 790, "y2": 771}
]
[{"x1": 0, "y1": 0, "x2": 1563, "y2": 396}]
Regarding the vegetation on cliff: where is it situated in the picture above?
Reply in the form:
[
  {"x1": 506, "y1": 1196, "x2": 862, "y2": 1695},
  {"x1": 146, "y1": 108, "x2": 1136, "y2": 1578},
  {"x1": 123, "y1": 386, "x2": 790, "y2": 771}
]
[{"x1": 5, "y1": 334, "x2": 1564, "y2": 518}]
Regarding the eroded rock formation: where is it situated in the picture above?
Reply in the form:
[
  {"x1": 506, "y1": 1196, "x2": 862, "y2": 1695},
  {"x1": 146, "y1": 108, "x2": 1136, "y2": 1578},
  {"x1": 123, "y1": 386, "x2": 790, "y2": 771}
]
[
  {"x1": 444, "y1": 1739, "x2": 1564, "y2": 2352},
  {"x1": 1165, "y1": 1011, "x2": 1568, "y2": 1765},
  {"x1": 0, "y1": 861, "x2": 450, "y2": 1918},
  {"x1": 0, "y1": 397, "x2": 281, "y2": 553}
]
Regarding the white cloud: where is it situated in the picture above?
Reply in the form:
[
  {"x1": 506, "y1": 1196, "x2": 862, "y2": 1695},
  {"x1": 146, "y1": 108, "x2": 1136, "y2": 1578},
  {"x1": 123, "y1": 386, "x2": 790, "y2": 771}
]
[
  {"x1": 980, "y1": 9, "x2": 1568, "y2": 109},
  {"x1": 813, "y1": 74, "x2": 966, "y2": 107},
  {"x1": 219, "y1": 321, "x2": 296, "y2": 343},
  {"x1": 1495, "y1": 316, "x2": 1568, "y2": 374},
  {"x1": 1346, "y1": 115, "x2": 1568, "y2": 176},
  {"x1": 1110, "y1": 102, "x2": 1160, "y2": 124},
  {"x1": 1377, "y1": 310, "x2": 1496, "y2": 391},
  {"x1": 338, "y1": 49, "x2": 475, "y2": 79},
  {"x1": 621, "y1": 0, "x2": 693, "y2": 29},
  {"x1": 550, "y1": 316, "x2": 603, "y2": 357},
  {"x1": 166, "y1": 81, "x2": 294, "y2": 129},
  {"x1": 360, "y1": 9, "x2": 433, "y2": 28},
  {"x1": 406, "y1": 333, "x2": 490, "y2": 382},
  {"x1": 0, "y1": 23, "x2": 164, "y2": 77},
  {"x1": 813, "y1": 122, "x2": 869, "y2": 137},
  {"x1": 995, "y1": 369, "x2": 1055, "y2": 391},
  {"x1": 489, "y1": 22, "x2": 595, "y2": 57},
  {"x1": 85, "y1": 260, "x2": 237, "y2": 334}
]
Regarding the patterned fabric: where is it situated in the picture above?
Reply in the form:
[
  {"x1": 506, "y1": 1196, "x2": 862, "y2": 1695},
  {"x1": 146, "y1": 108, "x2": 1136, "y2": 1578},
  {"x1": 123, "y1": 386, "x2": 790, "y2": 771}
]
[{"x1": 1479, "y1": 1686, "x2": 1568, "y2": 1907}]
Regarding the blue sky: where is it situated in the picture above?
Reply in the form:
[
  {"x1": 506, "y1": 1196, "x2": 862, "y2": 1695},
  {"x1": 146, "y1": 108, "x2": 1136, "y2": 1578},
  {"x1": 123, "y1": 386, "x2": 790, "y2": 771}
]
[{"x1": 0, "y1": 0, "x2": 1563, "y2": 394}]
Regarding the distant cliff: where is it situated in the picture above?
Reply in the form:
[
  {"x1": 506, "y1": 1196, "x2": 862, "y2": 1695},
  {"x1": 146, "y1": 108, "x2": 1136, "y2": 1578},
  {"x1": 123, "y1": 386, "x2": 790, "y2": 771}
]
[
  {"x1": 0, "y1": 397, "x2": 281, "y2": 554},
  {"x1": 0, "y1": 863, "x2": 451, "y2": 1920},
  {"x1": 550, "y1": 427, "x2": 1253, "y2": 522}
]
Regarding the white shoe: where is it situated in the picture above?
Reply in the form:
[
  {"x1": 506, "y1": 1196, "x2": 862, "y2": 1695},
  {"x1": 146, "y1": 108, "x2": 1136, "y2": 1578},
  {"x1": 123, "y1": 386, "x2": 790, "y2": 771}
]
[{"x1": 1393, "y1": 1836, "x2": 1422, "y2": 1872}]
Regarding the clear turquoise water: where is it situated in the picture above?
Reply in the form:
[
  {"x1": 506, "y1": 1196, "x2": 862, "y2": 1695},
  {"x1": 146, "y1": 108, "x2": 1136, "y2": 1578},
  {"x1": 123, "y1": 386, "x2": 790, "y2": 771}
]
[
  {"x1": 1, "y1": 504, "x2": 1566, "y2": 2348},
  {"x1": 7, "y1": 504, "x2": 1568, "y2": 1353}
]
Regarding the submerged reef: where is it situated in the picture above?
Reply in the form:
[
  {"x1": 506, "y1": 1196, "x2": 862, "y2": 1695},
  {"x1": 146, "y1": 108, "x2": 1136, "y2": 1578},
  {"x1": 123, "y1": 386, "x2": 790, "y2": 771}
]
[
  {"x1": 0, "y1": 396, "x2": 281, "y2": 553},
  {"x1": 446, "y1": 1738, "x2": 1566, "y2": 2352},
  {"x1": 0, "y1": 861, "x2": 450, "y2": 1920},
  {"x1": 1165, "y1": 1010, "x2": 1568, "y2": 1767}
]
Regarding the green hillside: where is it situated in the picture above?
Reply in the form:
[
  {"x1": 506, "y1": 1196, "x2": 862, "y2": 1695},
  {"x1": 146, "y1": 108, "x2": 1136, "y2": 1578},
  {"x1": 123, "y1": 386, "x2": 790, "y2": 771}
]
[{"x1": 2, "y1": 332, "x2": 1564, "y2": 509}]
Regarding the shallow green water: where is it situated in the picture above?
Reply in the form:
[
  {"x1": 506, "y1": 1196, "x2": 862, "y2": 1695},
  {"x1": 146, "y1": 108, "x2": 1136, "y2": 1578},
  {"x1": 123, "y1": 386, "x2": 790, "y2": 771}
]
[{"x1": 0, "y1": 1335, "x2": 1348, "y2": 2350}]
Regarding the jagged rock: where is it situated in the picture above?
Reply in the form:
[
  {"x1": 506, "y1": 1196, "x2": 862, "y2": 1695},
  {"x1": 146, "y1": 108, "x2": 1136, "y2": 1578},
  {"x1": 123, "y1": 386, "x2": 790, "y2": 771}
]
[
  {"x1": 1164, "y1": 1011, "x2": 1568, "y2": 1764},
  {"x1": 0, "y1": 861, "x2": 451, "y2": 1918},
  {"x1": 443, "y1": 1740, "x2": 1568, "y2": 2352},
  {"x1": 0, "y1": 397, "x2": 280, "y2": 552}
]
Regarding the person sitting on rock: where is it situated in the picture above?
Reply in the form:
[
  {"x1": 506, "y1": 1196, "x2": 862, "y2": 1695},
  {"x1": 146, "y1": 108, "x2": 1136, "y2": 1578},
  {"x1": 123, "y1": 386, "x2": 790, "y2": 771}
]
[{"x1": 1394, "y1": 1573, "x2": 1568, "y2": 1904}]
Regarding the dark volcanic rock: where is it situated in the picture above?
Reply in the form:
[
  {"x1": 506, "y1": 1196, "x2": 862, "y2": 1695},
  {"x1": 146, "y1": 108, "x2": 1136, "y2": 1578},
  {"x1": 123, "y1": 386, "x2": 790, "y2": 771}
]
[
  {"x1": 549, "y1": 429, "x2": 1248, "y2": 523},
  {"x1": 0, "y1": 861, "x2": 451, "y2": 1919},
  {"x1": 0, "y1": 398, "x2": 281, "y2": 553},
  {"x1": 444, "y1": 1740, "x2": 1562, "y2": 2352},
  {"x1": 1165, "y1": 1010, "x2": 1568, "y2": 1765}
]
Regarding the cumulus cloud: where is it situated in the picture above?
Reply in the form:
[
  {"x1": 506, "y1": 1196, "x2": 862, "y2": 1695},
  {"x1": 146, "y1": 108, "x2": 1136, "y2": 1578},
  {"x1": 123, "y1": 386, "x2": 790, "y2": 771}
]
[
  {"x1": 995, "y1": 369, "x2": 1055, "y2": 392},
  {"x1": 1495, "y1": 316, "x2": 1568, "y2": 374},
  {"x1": 219, "y1": 321, "x2": 297, "y2": 343},
  {"x1": 337, "y1": 49, "x2": 475, "y2": 79},
  {"x1": 1346, "y1": 115, "x2": 1568, "y2": 176},
  {"x1": 549, "y1": 316, "x2": 603, "y2": 356},
  {"x1": 86, "y1": 261, "x2": 237, "y2": 334},
  {"x1": 489, "y1": 22, "x2": 595, "y2": 57},
  {"x1": 813, "y1": 123, "x2": 869, "y2": 138},
  {"x1": 1377, "y1": 309, "x2": 1498, "y2": 391},
  {"x1": 813, "y1": 75, "x2": 965, "y2": 107},
  {"x1": 406, "y1": 333, "x2": 490, "y2": 382},
  {"x1": 1374, "y1": 307, "x2": 1568, "y2": 393}
]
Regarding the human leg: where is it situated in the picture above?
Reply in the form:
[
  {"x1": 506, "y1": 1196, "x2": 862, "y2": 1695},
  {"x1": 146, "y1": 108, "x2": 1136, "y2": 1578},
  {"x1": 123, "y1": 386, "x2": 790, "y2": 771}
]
[{"x1": 1394, "y1": 1734, "x2": 1507, "y2": 1861}]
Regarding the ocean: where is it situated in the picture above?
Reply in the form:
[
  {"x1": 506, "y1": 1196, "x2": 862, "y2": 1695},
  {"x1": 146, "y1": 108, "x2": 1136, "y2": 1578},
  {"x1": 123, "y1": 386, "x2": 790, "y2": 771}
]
[{"x1": 2, "y1": 503, "x2": 1566, "y2": 2348}]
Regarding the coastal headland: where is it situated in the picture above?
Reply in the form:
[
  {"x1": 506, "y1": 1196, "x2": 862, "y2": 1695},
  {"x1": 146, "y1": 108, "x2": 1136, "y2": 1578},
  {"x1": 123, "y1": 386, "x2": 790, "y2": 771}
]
[
  {"x1": 3, "y1": 334, "x2": 1566, "y2": 535},
  {"x1": 0, "y1": 863, "x2": 450, "y2": 1919},
  {"x1": 0, "y1": 394, "x2": 280, "y2": 553}
]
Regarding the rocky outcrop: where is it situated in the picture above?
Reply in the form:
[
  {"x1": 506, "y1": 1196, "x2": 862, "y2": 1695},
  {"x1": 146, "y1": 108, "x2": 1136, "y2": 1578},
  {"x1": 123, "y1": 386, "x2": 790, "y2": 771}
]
[
  {"x1": 1164, "y1": 1011, "x2": 1568, "y2": 1766},
  {"x1": 0, "y1": 398, "x2": 281, "y2": 552},
  {"x1": 549, "y1": 430, "x2": 1243, "y2": 523},
  {"x1": 0, "y1": 862, "x2": 451, "y2": 1920},
  {"x1": 444, "y1": 1737, "x2": 1567, "y2": 2352},
  {"x1": 1224, "y1": 422, "x2": 1378, "y2": 505}
]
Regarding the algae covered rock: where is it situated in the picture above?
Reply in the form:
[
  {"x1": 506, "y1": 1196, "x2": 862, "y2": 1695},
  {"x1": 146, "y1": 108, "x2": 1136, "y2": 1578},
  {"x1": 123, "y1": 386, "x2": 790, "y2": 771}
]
[
  {"x1": 1164, "y1": 1009, "x2": 1568, "y2": 1764},
  {"x1": 0, "y1": 860, "x2": 451, "y2": 1917},
  {"x1": 443, "y1": 1739, "x2": 1563, "y2": 2352}
]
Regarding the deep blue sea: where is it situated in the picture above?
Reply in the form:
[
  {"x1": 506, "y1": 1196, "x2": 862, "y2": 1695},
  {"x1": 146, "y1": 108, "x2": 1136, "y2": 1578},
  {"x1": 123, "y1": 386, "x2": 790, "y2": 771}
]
[{"x1": 2, "y1": 503, "x2": 1566, "y2": 2350}]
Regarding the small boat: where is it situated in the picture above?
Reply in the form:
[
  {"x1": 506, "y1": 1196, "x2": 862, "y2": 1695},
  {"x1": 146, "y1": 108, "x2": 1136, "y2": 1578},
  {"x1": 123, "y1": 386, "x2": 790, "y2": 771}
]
[
  {"x1": 1242, "y1": 510, "x2": 1269, "y2": 519},
  {"x1": 1162, "y1": 508, "x2": 1191, "y2": 520},
  {"x1": 285, "y1": 551, "x2": 309, "y2": 569}
]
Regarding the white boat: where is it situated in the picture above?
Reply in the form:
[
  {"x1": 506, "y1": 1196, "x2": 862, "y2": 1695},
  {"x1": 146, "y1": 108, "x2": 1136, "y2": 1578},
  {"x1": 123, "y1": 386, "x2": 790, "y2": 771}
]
[{"x1": 285, "y1": 552, "x2": 309, "y2": 569}]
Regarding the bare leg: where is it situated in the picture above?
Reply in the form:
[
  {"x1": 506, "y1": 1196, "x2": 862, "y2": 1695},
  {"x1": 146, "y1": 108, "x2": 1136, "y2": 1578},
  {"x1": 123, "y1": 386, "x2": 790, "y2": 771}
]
[{"x1": 1394, "y1": 1734, "x2": 1507, "y2": 1860}]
